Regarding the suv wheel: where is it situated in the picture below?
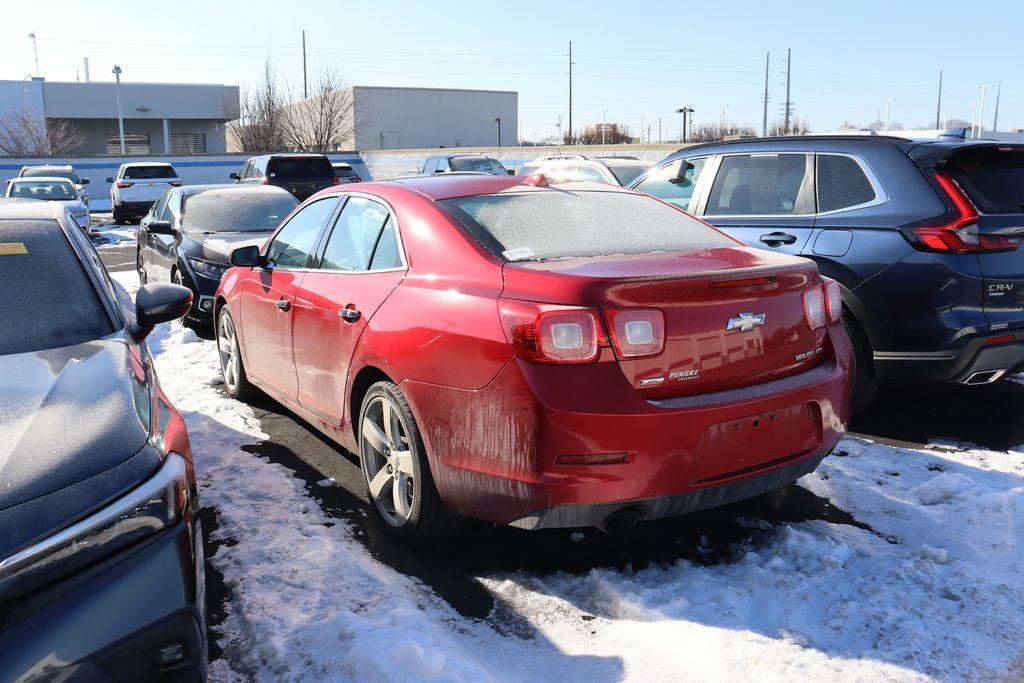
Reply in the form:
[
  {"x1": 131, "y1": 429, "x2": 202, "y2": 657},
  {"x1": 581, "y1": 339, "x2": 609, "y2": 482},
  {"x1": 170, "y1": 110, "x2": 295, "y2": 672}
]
[
  {"x1": 842, "y1": 311, "x2": 879, "y2": 415},
  {"x1": 358, "y1": 381, "x2": 463, "y2": 543},
  {"x1": 113, "y1": 206, "x2": 125, "y2": 225}
]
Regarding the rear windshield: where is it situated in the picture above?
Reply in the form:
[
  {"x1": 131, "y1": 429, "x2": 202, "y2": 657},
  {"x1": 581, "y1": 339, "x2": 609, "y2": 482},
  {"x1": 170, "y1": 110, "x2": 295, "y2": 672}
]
[
  {"x1": 9, "y1": 181, "x2": 77, "y2": 200},
  {"x1": 440, "y1": 190, "x2": 735, "y2": 261},
  {"x1": 23, "y1": 168, "x2": 81, "y2": 184},
  {"x1": 948, "y1": 147, "x2": 1024, "y2": 214},
  {"x1": 183, "y1": 191, "x2": 298, "y2": 232},
  {"x1": 608, "y1": 165, "x2": 650, "y2": 186},
  {"x1": 0, "y1": 219, "x2": 114, "y2": 355},
  {"x1": 124, "y1": 165, "x2": 176, "y2": 180},
  {"x1": 450, "y1": 158, "x2": 508, "y2": 174},
  {"x1": 268, "y1": 157, "x2": 334, "y2": 180}
]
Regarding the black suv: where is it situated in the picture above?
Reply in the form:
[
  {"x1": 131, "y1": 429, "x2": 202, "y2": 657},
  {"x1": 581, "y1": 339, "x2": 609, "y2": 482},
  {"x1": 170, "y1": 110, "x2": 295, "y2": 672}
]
[
  {"x1": 631, "y1": 132, "x2": 1024, "y2": 412},
  {"x1": 231, "y1": 153, "x2": 337, "y2": 201}
]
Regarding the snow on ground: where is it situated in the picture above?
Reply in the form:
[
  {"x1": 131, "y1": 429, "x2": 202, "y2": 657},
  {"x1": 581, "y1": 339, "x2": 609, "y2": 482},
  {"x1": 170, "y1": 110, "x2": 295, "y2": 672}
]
[
  {"x1": 111, "y1": 269, "x2": 1024, "y2": 682},
  {"x1": 90, "y1": 214, "x2": 136, "y2": 247}
]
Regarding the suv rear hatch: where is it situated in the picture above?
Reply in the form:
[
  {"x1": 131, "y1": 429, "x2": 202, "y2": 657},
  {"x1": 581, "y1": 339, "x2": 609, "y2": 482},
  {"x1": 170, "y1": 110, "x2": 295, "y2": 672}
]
[
  {"x1": 910, "y1": 143, "x2": 1024, "y2": 320},
  {"x1": 121, "y1": 164, "x2": 179, "y2": 202},
  {"x1": 502, "y1": 248, "x2": 828, "y2": 398},
  {"x1": 268, "y1": 156, "x2": 335, "y2": 200}
]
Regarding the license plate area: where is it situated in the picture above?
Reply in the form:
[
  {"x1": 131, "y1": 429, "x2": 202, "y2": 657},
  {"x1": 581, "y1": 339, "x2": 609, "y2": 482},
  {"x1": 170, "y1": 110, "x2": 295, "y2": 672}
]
[{"x1": 690, "y1": 403, "x2": 821, "y2": 485}]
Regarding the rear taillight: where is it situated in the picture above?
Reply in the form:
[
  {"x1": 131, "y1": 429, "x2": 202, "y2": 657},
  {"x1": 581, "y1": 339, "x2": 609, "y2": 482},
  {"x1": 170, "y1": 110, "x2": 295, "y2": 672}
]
[
  {"x1": 498, "y1": 299, "x2": 603, "y2": 363},
  {"x1": 332, "y1": 175, "x2": 341, "y2": 185},
  {"x1": 907, "y1": 172, "x2": 1022, "y2": 254},
  {"x1": 261, "y1": 177, "x2": 270, "y2": 185},
  {"x1": 604, "y1": 308, "x2": 665, "y2": 358},
  {"x1": 115, "y1": 181, "x2": 133, "y2": 188},
  {"x1": 803, "y1": 286, "x2": 826, "y2": 330},
  {"x1": 169, "y1": 180, "x2": 183, "y2": 187},
  {"x1": 824, "y1": 280, "x2": 842, "y2": 324}
]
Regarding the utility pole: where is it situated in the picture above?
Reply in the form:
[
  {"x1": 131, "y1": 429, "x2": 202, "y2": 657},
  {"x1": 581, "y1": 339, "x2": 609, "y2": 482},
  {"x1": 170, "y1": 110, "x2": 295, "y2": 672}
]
[
  {"x1": 658, "y1": 117, "x2": 662, "y2": 144},
  {"x1": 857, "y1": 106, "x2": 865, "y2": 130},
  {"x1": 719, "y1": 104, "x2": 727, "y2": 129},
  {"x1": 28, "y1": 33, "x2": 40, "y2": 78},
  {"x1": 782, "y1": 48, "x2": 792, "y2": 134},
  {"x1": 567, "y1": 41, "x2": 574, "y2": 144},
  {"x1": 977, "y1": 83, "x2": 995, "y2": 138},
  {"x1": 601, "y1": 109, "x2": 607, "y2": 144},
  {"x1": 555, "y1": 114, "x2": 562, "y2": 144},
  {"x1": 112, "y1": 65, "x2": 126, "y2": 155},
  {"x1": 883, "y1": 97, "x2": 895, "y2": 133},
  {"x1": 762, "y1": 51, "x2": 770, "y2": 137},
  {"x1": 494, "y1": 117, "x2": 501, "y2": 147},
  {"x1": 301, "y1": 30, "x2": 308, "y2": 99},
  {"x1": 640, "y1": 116, "x2": 645, "y2": 144},
  {"x1": 992, "y1": 78, "x2": 1002, "y2": 133},
  {"x1": 935, "y1": 70, "x2": 943, "y2": 130},
  {"x1": 970, "y1": 101, "x2": 979, "y2": 139}
]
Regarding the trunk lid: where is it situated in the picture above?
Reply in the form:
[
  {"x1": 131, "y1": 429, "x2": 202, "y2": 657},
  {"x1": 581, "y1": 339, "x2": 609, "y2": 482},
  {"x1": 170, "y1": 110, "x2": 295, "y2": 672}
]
[{"x1": 502, "y1": 246, "x2": 827, "y2": 398}]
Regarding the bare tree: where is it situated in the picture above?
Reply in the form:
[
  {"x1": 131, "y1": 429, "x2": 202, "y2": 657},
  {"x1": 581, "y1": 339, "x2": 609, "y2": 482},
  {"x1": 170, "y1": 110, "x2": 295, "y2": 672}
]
[
  {"x1": 282, "y1": 68, "x2": 360, "y2": 151},
  {"x1": 690, "y1": 122, "x2": 757, "y2": 143},
  {"x1": 768, "y1": 117, "x2": 810, "y2": 136},
  {"x1": 225, "y1": 59, "x2": 288, "y2": 153},
  {"x1": 0, "y1": 107, "x2": 84, "y2": 156}
]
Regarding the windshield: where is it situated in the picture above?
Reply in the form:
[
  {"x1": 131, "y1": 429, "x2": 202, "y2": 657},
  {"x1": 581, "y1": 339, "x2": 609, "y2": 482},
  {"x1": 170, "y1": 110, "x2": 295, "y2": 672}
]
[
  {"x1": 23, "y1": 168, "x2": 81, "y2": 184},
  {"x1": 609, "y1": 165, "x2": 651, "y2": 186},
  {"x1": 0, "y1": 219, "x2": 114, "y2": 355},
  {"x1": 124, "y1": 165, "x2": 176, "y2": 180},
  {"x1": 450, "y1": 158, "x2": 508, "y2": 174},
  {"x1": 9, "y1": 180, "x2": 78, "y2": 200},
  {"x1": 268, "y1": 156, "x2": 334, "y2": 181},
  {"x1": 440, "y1": 190, "x2": 735, "y2": 261},
  {"x1": 183, "y1": 191, "x2": 299, "y2": 232}
]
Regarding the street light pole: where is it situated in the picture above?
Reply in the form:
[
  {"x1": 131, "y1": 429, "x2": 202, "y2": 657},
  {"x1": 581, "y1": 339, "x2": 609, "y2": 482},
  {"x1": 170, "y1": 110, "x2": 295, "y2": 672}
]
[
  {"x1": 28, "y1": 33, "x2": 40, "y2": 77},
  {"x1": 112, "y1": 65, "x2": 126, "y2": 155},
  {"x1": 976, "y1": 83, "x2": 995, "y2": 139},
  {"x1": 675, "y1": 107, "x2": 694, "y2": 144},
  {"x1": 883, "y1": 97, "x2": 895, "y2": 133},
  {"x1": 494, "y1": 116, "x2": 501, "y2": 147}
]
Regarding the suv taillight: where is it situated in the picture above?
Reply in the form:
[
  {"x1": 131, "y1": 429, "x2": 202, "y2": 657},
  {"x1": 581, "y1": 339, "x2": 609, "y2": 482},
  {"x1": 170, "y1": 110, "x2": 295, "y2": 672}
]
[
  {"x1": 906, "y1": 172, "x2": 1022, "y2": 253},
  {"x1": 116, "y1": 181, "x2": 133, "y2": 188},
  {"x1": 824, "y1": 279, "x2": 842, "y2": 324},
  {"x1": 604, "y1": 308, "x2": 665, "y2": 358},
  {"x1": 498, "y1": 299, "x2": 604, "y2": 363},
  {"x1": 332, "y1": 175, "x2": 341, "y2": 185},
  {"x1": 803, "y1": 286, "x2": 827, "y2": 330},
  {"x1": 261, "y1": 177, "x2": 270, "y2": 185}
]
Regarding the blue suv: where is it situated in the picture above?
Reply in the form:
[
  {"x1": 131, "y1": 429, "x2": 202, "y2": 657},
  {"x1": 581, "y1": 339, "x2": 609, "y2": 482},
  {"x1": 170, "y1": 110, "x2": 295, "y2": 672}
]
[{"x1": 630, "y1": 133, "x2": 1024, "y2": 412}]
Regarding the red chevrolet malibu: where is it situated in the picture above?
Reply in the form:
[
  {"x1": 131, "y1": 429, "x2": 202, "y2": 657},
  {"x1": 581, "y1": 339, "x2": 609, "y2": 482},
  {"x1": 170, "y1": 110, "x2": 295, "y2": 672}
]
[{"x1": 215, "y1": 174, "x2": 852, "y2": 541}]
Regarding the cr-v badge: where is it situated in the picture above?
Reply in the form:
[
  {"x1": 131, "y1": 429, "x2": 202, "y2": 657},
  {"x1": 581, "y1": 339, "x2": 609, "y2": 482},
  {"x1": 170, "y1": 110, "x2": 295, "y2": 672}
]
[{"x1": 726, "y1": 312, "x2": 766, "y2": 332}]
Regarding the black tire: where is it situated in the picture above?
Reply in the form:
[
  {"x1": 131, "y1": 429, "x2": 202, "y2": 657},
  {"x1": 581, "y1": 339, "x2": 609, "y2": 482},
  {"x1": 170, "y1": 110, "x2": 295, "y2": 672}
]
[
  {"x1": 358, "y1": 381, "x2": 464, "y2": 543},
  {"x1": 216, "y1": 306, "x2": 256, "y2": 402},
  {"x1": 842, "y1": 310, "x2": 879, "y2": 415},
  {"x1": 173, "y1": 269, "x2": 201, "y2": 331},
  {"x1": 113, "y1": 206, "x2": 125, "y2": 225},
  {"x1": 137, "y1": 249, "x2": 147, "y2": 285}
]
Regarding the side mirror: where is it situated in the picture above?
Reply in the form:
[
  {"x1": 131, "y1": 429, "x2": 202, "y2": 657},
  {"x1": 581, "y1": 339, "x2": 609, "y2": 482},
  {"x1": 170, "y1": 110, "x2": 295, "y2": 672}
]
[
  {"x1": 148, "y1": 220, "x2": 175, "y2": 235},
  {"x1": 231, "y1": 245, "x2": 261, "y2": 267},
  {"x1": 229, "y1": 172, "x2": 239, "y2": 180},
  {"x1": 669, "y1": 161, "x2": 694, "y2": 185},
  {"x1": 81, "y1": 178, "x2": 91, "y2": 185},
  {"x1": 507, "y1": 169, "x2": 515, "y2": 175},
  {"x1": 132, "y1": 282, "x2": 192, "y2": 340},
  {"x1": 105, "y1": 177, "x2": 114, "y2": 183}
]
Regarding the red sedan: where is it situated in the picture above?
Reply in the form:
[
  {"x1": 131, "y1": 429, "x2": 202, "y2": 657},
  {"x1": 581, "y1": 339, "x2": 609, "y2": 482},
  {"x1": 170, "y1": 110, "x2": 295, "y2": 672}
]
[{"x1": 215, "y1": 174, "x2": 852, "y2": 541}]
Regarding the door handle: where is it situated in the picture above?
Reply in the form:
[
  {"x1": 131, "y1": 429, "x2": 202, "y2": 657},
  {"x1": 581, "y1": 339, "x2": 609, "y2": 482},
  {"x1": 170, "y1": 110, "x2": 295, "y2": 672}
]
[
  {"x1": 338, "y1": 307, "x2": 361, "y2": 323},
  {"x1": 759, "y1": 231, "x2": 798, "y2": 247},
  {"x1": 275, "y1": 299, "x2": 291, "y2": 312}
]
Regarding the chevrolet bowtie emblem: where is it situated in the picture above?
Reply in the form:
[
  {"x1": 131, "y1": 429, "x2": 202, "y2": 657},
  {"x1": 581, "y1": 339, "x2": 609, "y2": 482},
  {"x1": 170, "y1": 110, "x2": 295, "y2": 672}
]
[{"x1": 726, "y1": 312, "x2": 766, "y2": 332}]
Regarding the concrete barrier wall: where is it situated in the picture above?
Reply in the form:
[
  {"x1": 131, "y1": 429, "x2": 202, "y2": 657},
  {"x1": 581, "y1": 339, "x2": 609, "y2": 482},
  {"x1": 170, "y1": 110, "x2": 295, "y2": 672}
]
[{"x1": 0, "y1": 153, "x2": 369, "y2": 212}]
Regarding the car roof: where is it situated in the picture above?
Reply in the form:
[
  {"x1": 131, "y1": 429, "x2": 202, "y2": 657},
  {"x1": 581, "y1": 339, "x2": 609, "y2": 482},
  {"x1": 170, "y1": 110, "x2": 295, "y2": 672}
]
[
  {"x1": 437, "y1": 154, "x2": 498, "y2": 160},
  {"x1": 255, "y1": 153, "x2": 329, "y2": 159},
  {"x1": 21, "y1": 164, "x2": 74, "y2": 170},
  {"x1": 177, "y1": 183, "x2": 295, "y2": 198},
  {"x1": 121, "y1": 161, "x2": 175, "y2": 167},
  {"x1": 339, "y1": 174, "x2": 633, "y2": 202}
]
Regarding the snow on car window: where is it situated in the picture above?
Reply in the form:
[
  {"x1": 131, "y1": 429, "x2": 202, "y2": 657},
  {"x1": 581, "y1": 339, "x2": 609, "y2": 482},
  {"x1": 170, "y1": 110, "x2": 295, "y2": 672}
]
[
  {"x1": 440, "y1": 190, "x2": 734, "y2": 261},
  {"x1": 183, "y1": 191, "x2": 299, "y2": 232}
]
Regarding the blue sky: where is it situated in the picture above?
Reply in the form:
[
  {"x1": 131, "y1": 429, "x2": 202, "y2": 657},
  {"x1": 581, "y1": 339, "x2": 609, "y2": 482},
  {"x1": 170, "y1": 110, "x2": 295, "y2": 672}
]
[{"x1": 1, "y1": 0, "x2": 1018, "y2": 141}]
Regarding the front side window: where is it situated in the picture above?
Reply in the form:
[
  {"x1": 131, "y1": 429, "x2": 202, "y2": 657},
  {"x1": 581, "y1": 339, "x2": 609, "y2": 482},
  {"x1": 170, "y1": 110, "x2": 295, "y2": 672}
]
[
  {"x1": 706, "y1": 154, "x2": 810, "y2": 216},
  {"x1": 441, "y1": 190, "x2": 735, "y2": 262},
  {"x1": 151, "y1": 193, "x2": 170, "y2": 220},
  {"x1": 633, "y1": 158, "x2": 707, "y2": 210},
  {"x1": 321, "y1": 197, "x2": 391, "y2": 271},
  {"x1": 816, "y1": 155, "x2": 876, "y2": 212},
  {"x1": 266, "y1": 197, "x2": 339, "y2": 269}
]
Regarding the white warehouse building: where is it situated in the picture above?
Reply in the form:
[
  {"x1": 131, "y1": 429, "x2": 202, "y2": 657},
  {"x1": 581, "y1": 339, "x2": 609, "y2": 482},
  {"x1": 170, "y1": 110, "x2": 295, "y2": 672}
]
[{"x1": 347, "y1": 86, "x2": 518, "y2": 150}]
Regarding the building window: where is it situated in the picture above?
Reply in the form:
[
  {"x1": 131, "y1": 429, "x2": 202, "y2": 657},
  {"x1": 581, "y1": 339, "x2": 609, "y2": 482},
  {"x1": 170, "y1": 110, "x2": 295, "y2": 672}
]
[
  {"x1": 106, "y1": 133, "x2": 151, "y2": 155},
  {"x1": 170, "y1": 133, "x2": 207, "y2": 155}
]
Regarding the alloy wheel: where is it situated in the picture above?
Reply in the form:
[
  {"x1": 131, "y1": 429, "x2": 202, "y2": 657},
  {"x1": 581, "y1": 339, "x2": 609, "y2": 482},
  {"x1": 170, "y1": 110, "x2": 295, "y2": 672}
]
[
  {"x1": 360, "y1": 395, "x2": 415, "y2": 526},
  {"x1": 217, "y1": 312, "x2": 240, "y2": 394}
]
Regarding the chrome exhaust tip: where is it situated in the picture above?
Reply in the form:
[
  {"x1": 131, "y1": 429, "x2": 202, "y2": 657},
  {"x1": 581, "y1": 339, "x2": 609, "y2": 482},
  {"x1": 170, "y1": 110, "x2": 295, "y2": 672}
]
[{"x1": 964, "y1": 369, "x2": 1006, "y2": 385}]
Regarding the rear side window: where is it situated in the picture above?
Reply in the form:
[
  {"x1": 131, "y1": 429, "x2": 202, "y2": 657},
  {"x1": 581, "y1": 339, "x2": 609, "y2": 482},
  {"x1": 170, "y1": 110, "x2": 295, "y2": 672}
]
[
  {"x1": 268, "y1": 156, "x2": 334, "y2": 181},
  {"x1": 706, "y1": 154, "x2": 810, "y2": 215},
  {"x1": 816, "y1": 155, "x2": 876, "y2": 212},
  {"x1": 321, "y1": 197, "x2": 390, "y2": 271},
  {"x1": 440, "y1": 190, "x2": 735, "y2": 261},
  {"x1": 947, "y1": 147, "x2": 1024, "y2": 215},
  {"x1": 633, "y1": 158, "x2": 708, "y2": 210},
  {"x1": 123, "y1": 165, "x2": 176, "y2": 180},
  {"x1": 0, "y1": 219, "x2": 114, "y2": 355}
]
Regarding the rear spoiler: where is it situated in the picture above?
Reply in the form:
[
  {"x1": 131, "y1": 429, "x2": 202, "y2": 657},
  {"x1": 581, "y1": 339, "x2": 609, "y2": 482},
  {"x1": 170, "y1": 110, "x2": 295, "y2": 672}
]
[{"x1": 908, "y1": 139, "x2": 1024, "y2": 168}]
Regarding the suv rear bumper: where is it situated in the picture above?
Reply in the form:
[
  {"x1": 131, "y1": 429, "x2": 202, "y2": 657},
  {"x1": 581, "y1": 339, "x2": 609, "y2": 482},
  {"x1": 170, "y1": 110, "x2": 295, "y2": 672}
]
[
  {"x1": 114, "y1": 200, "x2": 156, "y2": 216},
  {"x1": 874, "y1": 332, "x2": 1024, "y2": 384}
]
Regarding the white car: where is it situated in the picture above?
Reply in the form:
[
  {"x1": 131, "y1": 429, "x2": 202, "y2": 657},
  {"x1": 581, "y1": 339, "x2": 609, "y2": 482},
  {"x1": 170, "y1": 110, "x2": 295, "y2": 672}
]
[
  {"x1": 5, "y1": 177, "x2": 90, "y2": 231},
  {"x1": 17, "y1": 164, "x2": 91, "y2": 207},
  {"x1": 520, "y1": 154, "x2": 652, "y2": 186},
  {"x1": 106, "y1": 162, "x2": 181, "y2": 224}
]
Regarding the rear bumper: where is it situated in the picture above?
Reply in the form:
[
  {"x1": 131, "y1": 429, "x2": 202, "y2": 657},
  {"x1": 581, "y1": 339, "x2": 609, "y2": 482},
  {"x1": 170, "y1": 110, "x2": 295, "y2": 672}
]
[
  {"x1": 874, "y1": 332, "x2": 1024, "y2": 384},
  {"x1": 0, "y1": 516, "x2": 206, "y2": 682},
  {"x1": 403, "y1": 325, "x2": 852, "y2": 529},
  {"x1": 115, "y1": 200, "x2": 156, "y2": 216}
]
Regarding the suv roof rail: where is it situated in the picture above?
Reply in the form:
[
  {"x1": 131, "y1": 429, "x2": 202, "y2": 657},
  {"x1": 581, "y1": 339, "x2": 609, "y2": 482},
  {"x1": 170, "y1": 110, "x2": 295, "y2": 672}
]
[
  {"x1": 533, "y1": 154, "x2": 589, "y2": 161},
  {"x1": 672, "y1": 133, "x2": 913, "y2": 155},
  {"x1": 594, "y1": 155, "x2": 640, "y2": 160}
]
